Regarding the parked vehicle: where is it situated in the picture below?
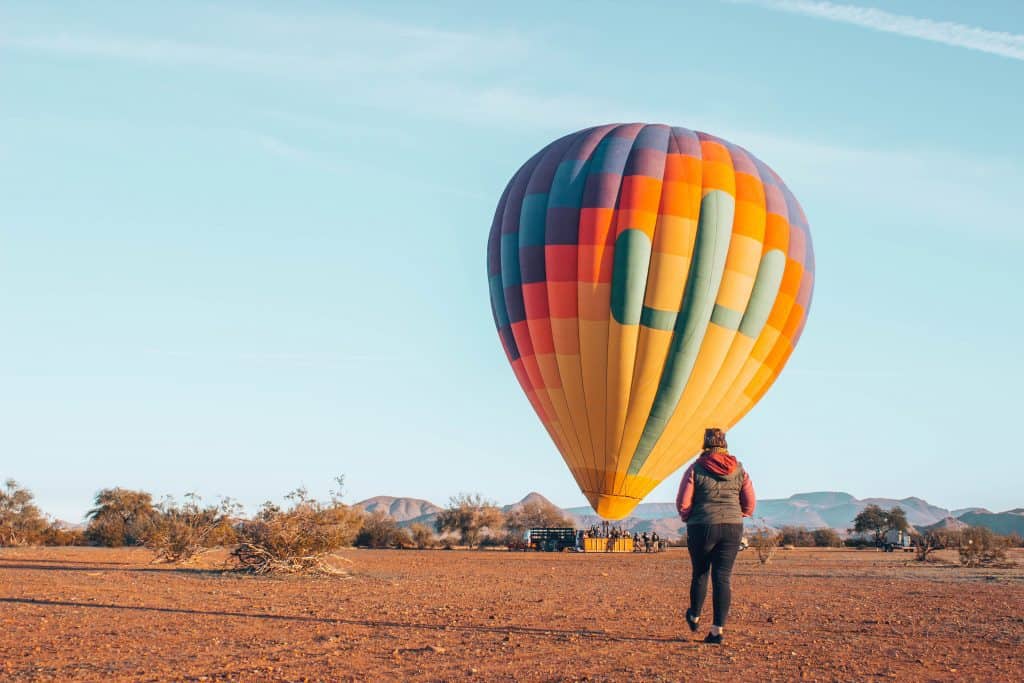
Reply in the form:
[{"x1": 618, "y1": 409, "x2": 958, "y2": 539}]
[
  {"x1": 882, "y1": 529, "x2": 913, "y2": 552},
  {"x1": 509, "y1": 527, "x2": 578, "y2": 552}
]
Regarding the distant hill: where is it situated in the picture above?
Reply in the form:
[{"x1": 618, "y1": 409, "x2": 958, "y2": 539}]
[
  {"x1": 564, "y1": 502, "x2": 677, "y2": 520},
  {"x1": 358, "y1": 492, "x2": 562, "y2": 530},
  {"x1": 918, "y1": 516, "x2": 970, "y2": 533},
  {"x1": 952, "y1": 507, "x2": 991, "y2": 517},
  {"x1": 52, "y1": 520, "x2": 86, "y2": 531},
  {"x1": 956, "y1": 510, "x2": 1024, "y2": 536},
  {"x1": 352, "y1": 491, "x2": 1019, "y2": 540},
  {"x1": 788, "y1": 492, "x2": 857, "y2": 507},
  {"x1": 502, "y1": 492, "x2": 555, "y2": 513},
  {"x1": 575, "y1": 492, "x2": 954, "y2": 533},
  {"x1": 353, "y1": 496, "x2": 441, "y2": 523}
]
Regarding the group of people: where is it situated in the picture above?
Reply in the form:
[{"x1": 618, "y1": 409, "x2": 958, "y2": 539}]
[
  {"x1": 578, "y1": 524, "x2": 664, "y2": 552},
  {"x1": 581, "y1": 522, "x2": 628, "y2": 539},
  {"x1": 631, "y1": 531, "x2": 663, "y2": 553}
]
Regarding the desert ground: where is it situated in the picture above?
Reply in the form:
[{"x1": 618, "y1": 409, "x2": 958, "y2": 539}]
[{"x1": 1, "y1": 546, "x2": 1022, "y2": 682}]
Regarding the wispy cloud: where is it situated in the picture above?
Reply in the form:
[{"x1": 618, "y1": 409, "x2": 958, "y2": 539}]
[
  {"x1": 4, "y1": 4, "x2": 1021, "y2": 237},
  {"x1": 145, "y1": 348, "x2": 383, "y2": 369},
  {"x1": 0, "y1": 9, "x2": 527, "y2": 80},
  {"x1": 245, "y1": 132, "x2": 310, "y2": 162},
  {"x1": 235, "y1": 127, "x2": 488, "y2": 200},
  {"x1": 733, "y1": 0, "x2": 1024, "y2": 60}
]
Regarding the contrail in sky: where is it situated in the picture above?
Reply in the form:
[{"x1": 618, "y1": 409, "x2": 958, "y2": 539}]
[{"x1": 733, "y1": 0, "x2": 1024, "y2": 61}]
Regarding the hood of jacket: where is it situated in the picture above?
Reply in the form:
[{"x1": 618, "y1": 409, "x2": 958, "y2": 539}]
[{"x1": 696, "y1": 449, "x2": 738, "y2": 476}]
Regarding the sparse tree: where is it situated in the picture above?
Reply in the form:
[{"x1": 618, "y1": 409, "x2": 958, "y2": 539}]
[
  {"x1": 504, "y1": 499, "x2": 574, "y2": 539},
  {"x1": 434, "y1": 493, "x2": 505, "y2": 548},
  {"x1": 851, "y1": 504, "x2": 887, "y2": 543},
  {"x1": 852, "y1": 505, "x2": 909, "y2": 544},
  {"x1": 0, "y1": 479, "x2": 49, "y2": 546},
  {"x1": 888, "y1": 507, "x2": 910, "y2": 534},
  {"x1": 409, "y1": 523, "x2": 436, "y2": 549},
  {"x1": 915, "y1": 530, "x2": 945, "y2": 562},
  {"x1": 143, "y1": 494, "x2": 241, "y2": 563},
  {"x1": 85, "y1": 488, "x2": 158, "y2": 547}
]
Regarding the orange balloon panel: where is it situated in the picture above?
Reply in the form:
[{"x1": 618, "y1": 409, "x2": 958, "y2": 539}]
[{"x1": 487, "y1": 124, "x2": 814, "y2": 519}]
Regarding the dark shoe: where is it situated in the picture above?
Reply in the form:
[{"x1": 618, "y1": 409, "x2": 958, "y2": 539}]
[
  {"x1": 685, "y1": 609, "x2": 700, "y2": 632},
  {"x1": 703, "y1": 632, "x2": 723, "y2": 645}
]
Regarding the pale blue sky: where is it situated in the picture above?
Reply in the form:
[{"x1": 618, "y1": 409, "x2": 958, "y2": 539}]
[{"x1": 2, "y1": 1, "x2": 1022, "y2": 521}]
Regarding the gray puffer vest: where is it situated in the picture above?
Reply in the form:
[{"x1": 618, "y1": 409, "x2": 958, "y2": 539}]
[{"x1": 687, "y1": 462, "x2": 745, "y2": 526}]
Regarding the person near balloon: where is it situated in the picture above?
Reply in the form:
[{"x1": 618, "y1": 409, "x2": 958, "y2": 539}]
[{"x1": 676, "y1": 428, "x2": 756, "y2": 644}]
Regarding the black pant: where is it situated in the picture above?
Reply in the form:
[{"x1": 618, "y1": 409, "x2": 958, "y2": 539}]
[{"x1": 686, "y1": 523, "x2": 743, "y2": 627}]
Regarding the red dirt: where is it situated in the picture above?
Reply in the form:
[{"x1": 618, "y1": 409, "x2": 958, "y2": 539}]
[{"x1": 1, "y1": 546, "x2": 1022, "y2": 681}]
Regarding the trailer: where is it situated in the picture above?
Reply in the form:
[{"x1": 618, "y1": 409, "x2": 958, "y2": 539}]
[
  {"x1": 517, "y1": 527, "x2": 578, "y2": 552},
  {"x1": 882, "y1": 529, "x2": 914, "y2": 552}
]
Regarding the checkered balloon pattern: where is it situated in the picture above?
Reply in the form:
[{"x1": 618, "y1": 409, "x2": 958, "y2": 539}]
[{"x1": 487, "y1": 124, "x2": 814, "y2": 519}]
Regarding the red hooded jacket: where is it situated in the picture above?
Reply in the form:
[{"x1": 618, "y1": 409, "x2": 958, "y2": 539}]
[{"x1": 675, "y1": 450, "x2": 756, "y2": 522}]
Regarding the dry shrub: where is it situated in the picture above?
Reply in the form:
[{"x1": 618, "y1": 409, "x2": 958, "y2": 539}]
[
  {"x1": 780, "y1": 526, "x2": 841, "y2": 547},
  {"x1": 85, "y1": 488, "x2": 158, "y2": 547},
  {"x1": 750, "y1": 528, "x2": 779, "y2": 565},
  {"x1": 40, "y1": 522, "x2": 86, "y2": 546},
  {"x1": 409, "y1": 522, "x2": 436, "y2": 549},
  {"x1": 914, "y1": 530, "x2": 957, "y2": 562},
  {"x1": 0, "y1": 479, "x2": 48, "y2": 546},
  {"x1": 778, "y1": 526, "x2": 814, "y2": 547},
  {"x1": 231, "y1": 483, "x2": 363, "y2": 576},
  {"x1": 812, "y1": 528, "x2": 842, "y2": 548},
  {"x1": 434, "y1": 493, "x2": 505, "y2": 549},
  {"x1": 143, "y1": 494, "x2": 241, "y2": 564},
  {"x1": 959, "y1": 527, "x2": 1010, "y2": 567},
  {"x1": 355, "y1": 510, "x2": 410, "y2": 548}
]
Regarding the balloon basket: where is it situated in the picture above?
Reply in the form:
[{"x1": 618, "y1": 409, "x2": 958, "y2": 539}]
[{"x1": 581, "y1": 537, "x2": 634, "y2": 553}]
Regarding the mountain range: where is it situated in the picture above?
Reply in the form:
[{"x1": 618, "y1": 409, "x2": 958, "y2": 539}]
[{"x1": 354, "y1": 492, "x2": 1024, "y2": 539}]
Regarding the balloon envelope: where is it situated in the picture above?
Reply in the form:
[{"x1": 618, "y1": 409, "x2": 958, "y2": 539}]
[{"x1": 487, "y1": 124, "x2": 814, "y2": 519}]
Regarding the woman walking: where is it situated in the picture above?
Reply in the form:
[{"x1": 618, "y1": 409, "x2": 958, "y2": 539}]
[{"x1": 676, "y1": 428, "x2": 756, "y2": 644}]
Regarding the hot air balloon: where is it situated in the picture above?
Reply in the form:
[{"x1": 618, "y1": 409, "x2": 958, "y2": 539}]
[{"x1": 487, "y1": 124, "x2": 814, "y2": 520}]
